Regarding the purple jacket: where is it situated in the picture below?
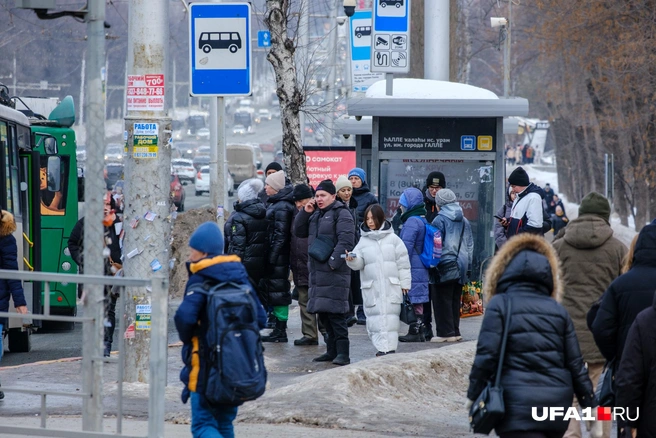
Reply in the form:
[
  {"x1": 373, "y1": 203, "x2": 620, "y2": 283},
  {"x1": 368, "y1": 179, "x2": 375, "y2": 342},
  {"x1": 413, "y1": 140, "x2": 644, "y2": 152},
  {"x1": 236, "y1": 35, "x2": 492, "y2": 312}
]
[{"x1": 398, "y1": 189, "x2": 430, "y2": 304}]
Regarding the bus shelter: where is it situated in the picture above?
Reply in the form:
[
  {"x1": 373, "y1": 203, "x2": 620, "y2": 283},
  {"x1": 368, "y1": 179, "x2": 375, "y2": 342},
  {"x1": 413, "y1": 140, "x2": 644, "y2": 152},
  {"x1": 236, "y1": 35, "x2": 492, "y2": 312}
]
[{"x1": 346, "y1": 79, "x2": 529, "y2": 278}]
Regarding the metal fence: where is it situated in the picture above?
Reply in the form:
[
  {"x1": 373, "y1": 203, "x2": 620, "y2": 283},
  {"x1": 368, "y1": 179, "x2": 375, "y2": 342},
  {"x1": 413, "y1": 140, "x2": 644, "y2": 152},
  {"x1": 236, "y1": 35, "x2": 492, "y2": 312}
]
[{"x1": 0, "y1": 269, "x2": 168, "y2": 438}]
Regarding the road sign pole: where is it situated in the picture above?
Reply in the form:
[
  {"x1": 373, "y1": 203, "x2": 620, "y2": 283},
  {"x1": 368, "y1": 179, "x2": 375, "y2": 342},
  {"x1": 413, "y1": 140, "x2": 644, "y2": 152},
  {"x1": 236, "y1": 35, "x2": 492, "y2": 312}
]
[{"x1": 386, "y1": 73, "x2": 393, "y2": 96}]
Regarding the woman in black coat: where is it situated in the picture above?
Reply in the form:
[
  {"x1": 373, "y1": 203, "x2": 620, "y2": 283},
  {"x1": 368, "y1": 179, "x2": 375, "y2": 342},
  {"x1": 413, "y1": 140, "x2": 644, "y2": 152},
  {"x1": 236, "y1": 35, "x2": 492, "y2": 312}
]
[
  {"x1": 467, "y1": 234, "x2": 599, "y2": 438},
  {"x1": 260, "y1": 171, "x2": 296, "y2": 343},
  {"x1": 295, "y1": 180, "x2": 355, "y2": 366},
  {"x1": 615, "y1": 294, "x2": 656, "y2": 438},
  {"x1": 224, "y1": 178, "x2": 269, "y2": 285}
]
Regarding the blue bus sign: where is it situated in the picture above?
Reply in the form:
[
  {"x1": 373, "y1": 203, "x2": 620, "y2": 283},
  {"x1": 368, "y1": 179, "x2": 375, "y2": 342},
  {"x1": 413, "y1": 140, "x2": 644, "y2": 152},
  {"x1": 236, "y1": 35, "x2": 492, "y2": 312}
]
[
  {"x1": 189, "y1": 2, "x2": 252, "y2": 96},
  {"x1": 371, "y1": 0, "x2": 410, "y2": 74},
  {"x1": 349, "y1": 10, "x2": 385, "y2": 93}
]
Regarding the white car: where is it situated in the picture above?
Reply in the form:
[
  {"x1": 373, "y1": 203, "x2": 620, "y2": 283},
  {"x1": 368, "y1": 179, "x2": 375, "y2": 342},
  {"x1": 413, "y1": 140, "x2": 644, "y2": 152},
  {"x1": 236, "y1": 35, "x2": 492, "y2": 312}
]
[
  {"x1": 194, "y1": 166, "x2": 235, "y2": 197},
  {"x1": 232, "y1": 124, "x2": 246, "y2": 135},
  {"x1": 257, "y1": 109, "x2": 272, "y2": 121},
  {"x1": 196, "y1": 127, "x2": 211, "y2": 140},
  {"x1": 172, "y1": 159, "x2": 196, "y2": 182}
]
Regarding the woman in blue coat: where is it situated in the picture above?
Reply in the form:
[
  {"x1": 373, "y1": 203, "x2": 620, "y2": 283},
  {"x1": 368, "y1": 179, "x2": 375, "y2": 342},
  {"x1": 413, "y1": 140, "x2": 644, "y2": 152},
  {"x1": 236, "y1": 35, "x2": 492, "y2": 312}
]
[{"x1": 397, "y1": 188, "x2": 429, "y2": 342}]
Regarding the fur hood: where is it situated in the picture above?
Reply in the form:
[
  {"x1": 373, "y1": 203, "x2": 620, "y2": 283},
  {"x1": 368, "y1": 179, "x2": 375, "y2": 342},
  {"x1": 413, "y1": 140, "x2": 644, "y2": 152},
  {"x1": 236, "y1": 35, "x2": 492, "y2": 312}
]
[
  {"x1": 483, "y1": 233, "x2": 563, "y2": 302},
  {"x1": 0, "y1": 210, "x2": 16, "y2": 237}
]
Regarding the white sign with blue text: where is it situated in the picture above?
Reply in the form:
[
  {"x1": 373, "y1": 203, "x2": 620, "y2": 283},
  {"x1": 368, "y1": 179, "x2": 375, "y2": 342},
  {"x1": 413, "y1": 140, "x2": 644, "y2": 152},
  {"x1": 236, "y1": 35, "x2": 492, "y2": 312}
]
[
  {"x1": 371, "y1": 0, "x2": 410, "y2": 74},
  {"x1": 349, "y1": 10, "x2": 385, "y2": 93},
  {"x1": 189, "y1": 2, "x2": 252, "y2": 96}
]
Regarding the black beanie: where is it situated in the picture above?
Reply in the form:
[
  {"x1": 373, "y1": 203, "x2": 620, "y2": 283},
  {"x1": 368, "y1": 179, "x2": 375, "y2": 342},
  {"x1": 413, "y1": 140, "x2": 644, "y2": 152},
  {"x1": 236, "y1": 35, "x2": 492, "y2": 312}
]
[
  {"x1": 578, "y1": 192, "x2": 611, "y2": 222},
  {"x1": 265, "y1": 161, "x2": 283, "y2": 174},
  {"x1": 508, "y1": 167, "x2": 530, "y2": 186},
  {"x1": 315, "y1": 179, "x2": 336, "y2": 195},
  {"x1": 293, "y1": 184, "x2": 314, "y2": 201},
  {"x1": 426, "y1": 171, "x2": 446, "y2": 188}
]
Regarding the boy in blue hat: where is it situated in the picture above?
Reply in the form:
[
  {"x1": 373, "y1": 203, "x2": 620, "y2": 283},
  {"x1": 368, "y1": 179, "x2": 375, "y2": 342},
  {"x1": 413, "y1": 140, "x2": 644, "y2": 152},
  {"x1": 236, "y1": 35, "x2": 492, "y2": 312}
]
[{"x1": 175, "y1": 222, "x2": 267, "y2": 437}]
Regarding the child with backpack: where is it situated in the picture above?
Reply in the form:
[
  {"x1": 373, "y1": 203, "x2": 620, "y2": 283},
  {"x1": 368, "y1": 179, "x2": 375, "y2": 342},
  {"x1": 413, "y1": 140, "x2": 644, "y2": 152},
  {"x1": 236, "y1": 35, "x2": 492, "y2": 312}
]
[
  {"x1": 346, "y1": 204, "x2": 412, "y2": 356},
  {"x1": 174, "y1": 222, "x2": 268, "y2": 437}
]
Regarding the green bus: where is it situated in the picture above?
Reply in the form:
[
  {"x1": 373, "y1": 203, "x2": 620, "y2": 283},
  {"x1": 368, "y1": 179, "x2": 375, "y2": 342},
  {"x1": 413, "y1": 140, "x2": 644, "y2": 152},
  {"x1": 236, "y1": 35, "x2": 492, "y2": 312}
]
[{"x1": 0, "y1": 91, "x2": 79, "y2": 351}]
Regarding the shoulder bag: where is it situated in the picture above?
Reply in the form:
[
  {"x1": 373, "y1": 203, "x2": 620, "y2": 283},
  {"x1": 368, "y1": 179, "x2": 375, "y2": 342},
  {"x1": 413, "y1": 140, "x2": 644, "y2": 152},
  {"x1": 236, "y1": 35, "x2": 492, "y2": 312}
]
[
  {"x1": 308, "y1": 210, "x2": 337, "y2": 262},
  {"x1": 469, "y1": 297, "x2": 512, "y2": 434},
  {"x1": 436, "y1": 223, "x2": 465, "y2": 284}
]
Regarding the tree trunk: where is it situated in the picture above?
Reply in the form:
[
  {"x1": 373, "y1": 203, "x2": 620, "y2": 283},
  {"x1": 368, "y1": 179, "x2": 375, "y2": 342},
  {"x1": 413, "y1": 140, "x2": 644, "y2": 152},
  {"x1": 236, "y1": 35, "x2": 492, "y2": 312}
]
[{"x1": 265, "y1": 0, "x2": 306, "y2": 184}]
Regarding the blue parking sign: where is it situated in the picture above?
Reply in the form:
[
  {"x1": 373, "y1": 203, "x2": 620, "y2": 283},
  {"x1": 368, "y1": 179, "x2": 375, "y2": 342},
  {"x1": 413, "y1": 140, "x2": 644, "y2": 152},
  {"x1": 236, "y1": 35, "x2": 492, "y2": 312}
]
[{"x1": 189, "y1": 2, "x2": 252, "y2": 96}]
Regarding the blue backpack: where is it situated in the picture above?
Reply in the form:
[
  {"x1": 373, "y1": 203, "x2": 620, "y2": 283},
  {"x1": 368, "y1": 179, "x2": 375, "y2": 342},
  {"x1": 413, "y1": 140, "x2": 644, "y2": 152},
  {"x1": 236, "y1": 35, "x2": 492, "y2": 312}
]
[
  {"x1": 192, "y1": 281, "x2": 267, "y2": 406},
  {"x1": 418, "y1": 218, "x2": 443, "y2": 269}
]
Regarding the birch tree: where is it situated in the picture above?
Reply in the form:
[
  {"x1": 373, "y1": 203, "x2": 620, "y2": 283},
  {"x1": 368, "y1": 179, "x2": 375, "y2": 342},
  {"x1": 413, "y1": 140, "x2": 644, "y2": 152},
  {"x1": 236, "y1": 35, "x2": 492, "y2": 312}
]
[{"x1": 264, "y1": 0, "x2": 307, "y2": 184}]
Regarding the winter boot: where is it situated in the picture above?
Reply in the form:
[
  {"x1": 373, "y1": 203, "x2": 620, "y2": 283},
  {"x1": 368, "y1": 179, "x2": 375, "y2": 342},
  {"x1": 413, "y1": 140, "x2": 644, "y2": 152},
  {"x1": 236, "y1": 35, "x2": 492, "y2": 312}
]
[
  {"x1": 261, "y1": 319, "x2": 288, "y2": 343},
  {"x1": 356, "y1": 306, "x2": 367, "y2": 325},
  {"x1": 423, "y1": 323, "x2": 433, "y2": 342},
  {"x1": 313, "y1": 336, "x2": 337, "y2": 362},
  {"x1": 332, "y1": 339, "x2": 350, "y2": 366},
  {"x1": 103, "y1": 341, "x2": 112, "y2": 357},
  {"x1": 398, "y1": 321, "x2": 426, "y2": 343}
]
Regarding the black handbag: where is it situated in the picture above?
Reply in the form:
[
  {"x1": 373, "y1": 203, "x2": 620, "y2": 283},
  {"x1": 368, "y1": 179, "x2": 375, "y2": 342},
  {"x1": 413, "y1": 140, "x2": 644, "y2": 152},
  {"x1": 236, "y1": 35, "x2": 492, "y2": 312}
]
[
  {"x1": 436, "y1": 224, "x2": 465, "y2": 284},
  {"x1": 308, "y1": 235, "x2": 335, "y2": 262},
  {"x1": 399, "y1": 294, "x2": 417, "y2": 325},
  {"x1": 596, "y1": 359, "x2": 615, "y2": 407},
  {"x1": 469, "y1": 297, "x2": 512, "y2": 434}
]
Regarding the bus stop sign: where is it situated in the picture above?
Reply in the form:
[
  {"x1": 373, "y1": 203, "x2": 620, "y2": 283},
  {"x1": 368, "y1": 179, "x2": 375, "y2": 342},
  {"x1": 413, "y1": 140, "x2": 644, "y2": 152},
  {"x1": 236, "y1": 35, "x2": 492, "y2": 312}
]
[{"x1": 189, "y1": 2, "x2": 252, "y2": 96}]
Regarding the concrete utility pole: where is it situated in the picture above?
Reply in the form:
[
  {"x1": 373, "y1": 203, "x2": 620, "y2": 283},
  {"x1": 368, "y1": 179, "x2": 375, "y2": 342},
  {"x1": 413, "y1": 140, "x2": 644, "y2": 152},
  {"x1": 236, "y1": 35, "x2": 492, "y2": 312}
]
[
  {"x1": 503, "y1": 0, "x2": 512, "y2": 97},
  {"x1": 323, "y1": 1, "x2": 338, "y2": 146},
  {"x1": 123, "y1": 0, "x2": 172, "y2": 383},
  {"x1": 81, "y1": 0, "x2": 106, "y2": 431},
  {"x1": 424, "y1": 0, "x2": 450, "y2": 81},
  {"x1": 209, "y1": 97, "x2": 227, "y2": 230}
]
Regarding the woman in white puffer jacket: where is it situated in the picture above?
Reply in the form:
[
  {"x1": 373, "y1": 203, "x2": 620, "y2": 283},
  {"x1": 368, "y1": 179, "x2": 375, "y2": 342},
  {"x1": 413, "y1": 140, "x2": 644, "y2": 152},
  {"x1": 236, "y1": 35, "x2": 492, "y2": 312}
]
[{"x1": 346, "y1": 204, "x2": 412, "y2": 356}]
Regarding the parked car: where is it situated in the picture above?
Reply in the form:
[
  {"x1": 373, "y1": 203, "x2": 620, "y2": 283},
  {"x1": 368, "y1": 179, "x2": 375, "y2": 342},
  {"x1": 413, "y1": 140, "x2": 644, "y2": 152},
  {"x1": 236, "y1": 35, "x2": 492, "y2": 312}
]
[
  {"x1": 192, "y1": 155, "x2": 210, "y2": 171},
  {"x1": 257, "y1": 108, "x2": 272, "y2": 122},
  {"x1": 105, "y1": 144, "x2": 124, "y2": 162},
  {"x1": 227, "y1": 144, "x2": 259, "y2": 186},
  {"x1": 232, "y1": 124, "x2": 246, "y2": 135},
  {"x1": 171, "y1": 174, "x2": 186, "y2": 211},
  {"x1": 194, "y1": 166, "x2": 235, "y2": 197},
  {"x1": 172, "y1": 158, "x2": 196, "y2": 182}
]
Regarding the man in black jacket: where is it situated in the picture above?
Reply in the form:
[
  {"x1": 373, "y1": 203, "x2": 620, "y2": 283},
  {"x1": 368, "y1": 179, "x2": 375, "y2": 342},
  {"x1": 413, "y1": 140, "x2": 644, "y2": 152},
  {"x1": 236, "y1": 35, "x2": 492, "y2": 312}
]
[
  {"x1": 224, "y1": 178, "x2": 268, "y2": 286},
  {"x1": 260, "y1": 171, "x2": 295, "y2": 343}
]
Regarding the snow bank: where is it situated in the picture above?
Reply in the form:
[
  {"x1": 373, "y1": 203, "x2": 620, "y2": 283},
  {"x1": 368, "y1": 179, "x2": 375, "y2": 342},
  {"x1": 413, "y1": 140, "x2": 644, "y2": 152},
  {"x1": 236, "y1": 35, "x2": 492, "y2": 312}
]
[
  {"x1": 366, "y1": 78, "x2": 499, "y2": 100},
  {"x1": 238, "y1": 342, "x2": 476, "y2": 437},
  {"x1": 521, "y1": 164, "x2": 637, "y2": 247}
]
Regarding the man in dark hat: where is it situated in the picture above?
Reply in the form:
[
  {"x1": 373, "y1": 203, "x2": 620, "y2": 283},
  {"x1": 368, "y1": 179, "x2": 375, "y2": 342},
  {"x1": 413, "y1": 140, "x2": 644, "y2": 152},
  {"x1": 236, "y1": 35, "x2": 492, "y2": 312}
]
[
  {"x1": 502, "y1": 167, "x2": 547, "y2": 239},
  {"x1": 258, "y1": 162, "x2": 284, "y2": 204}
]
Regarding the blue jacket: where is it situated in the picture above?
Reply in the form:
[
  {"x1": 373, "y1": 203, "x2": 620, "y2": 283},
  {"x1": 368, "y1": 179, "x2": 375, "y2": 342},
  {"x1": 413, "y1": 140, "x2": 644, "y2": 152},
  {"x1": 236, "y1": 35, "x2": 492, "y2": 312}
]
[
  {"x1": 0, "y1": 211, "x2": 26, "y2": 321},
  {"x1": 352, "y1": 181, "x2": 378, "y2": 224},
  {"x1": 398, "y1": 189, "x2": 429, "y2": 304},
  {"x1": 174, "y1": 255, "x2": 267, "y2": 404},
  {"x1": 432, "y1": 203, "x2": 474, "y2": 285}
]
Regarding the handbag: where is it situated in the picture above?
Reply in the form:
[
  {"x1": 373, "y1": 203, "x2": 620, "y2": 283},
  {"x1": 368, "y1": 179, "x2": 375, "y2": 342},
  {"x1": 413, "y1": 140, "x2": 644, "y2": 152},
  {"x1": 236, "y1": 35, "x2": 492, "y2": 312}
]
[
  {"x1": 308, "y1": 235, "x2": 335, "y2": 262},
  {"x1": 399, "y1": 294, "x2": 417, "y2": 325},
  {"x1": 436, "y1": 224, "x2": 465, "y2": 284},
  {"x1": 596, "y1": 359, "x2": 615, "y2": 407},
  {"x1": 469, "y1": 297, "x2": 512, "y2": 434}
]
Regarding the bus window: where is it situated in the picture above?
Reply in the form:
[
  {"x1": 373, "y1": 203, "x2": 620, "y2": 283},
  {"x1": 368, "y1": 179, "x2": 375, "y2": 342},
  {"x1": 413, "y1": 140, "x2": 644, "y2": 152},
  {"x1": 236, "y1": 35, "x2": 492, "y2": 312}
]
[
  {"x1": 9, "y1": 125, "x2": 21, "y2": 217},
  {"x1": 39, "y1": 155, "x2": 67, "y2": 216}
]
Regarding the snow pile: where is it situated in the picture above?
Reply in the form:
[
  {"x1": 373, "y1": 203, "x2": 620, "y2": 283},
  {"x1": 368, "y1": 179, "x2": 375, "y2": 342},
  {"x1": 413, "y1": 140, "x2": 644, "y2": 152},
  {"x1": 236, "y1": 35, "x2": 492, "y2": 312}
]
[
  {"x1": 238, "y1": 342, "x2": 476, "y2": 437},
  {"x1": 366, "y1": 78, "x2": 499, "y2": 100}
]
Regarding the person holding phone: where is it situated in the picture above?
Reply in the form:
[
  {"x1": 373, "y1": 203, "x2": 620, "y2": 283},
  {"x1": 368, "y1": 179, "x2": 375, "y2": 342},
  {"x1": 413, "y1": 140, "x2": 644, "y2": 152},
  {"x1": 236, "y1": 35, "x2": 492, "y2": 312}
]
[
  {"x1": 494, "y1": 186, "x2": 516, "y2": 250},
  {"x1": 346, "y1": 204, "x2": 411, "y2": 357}
]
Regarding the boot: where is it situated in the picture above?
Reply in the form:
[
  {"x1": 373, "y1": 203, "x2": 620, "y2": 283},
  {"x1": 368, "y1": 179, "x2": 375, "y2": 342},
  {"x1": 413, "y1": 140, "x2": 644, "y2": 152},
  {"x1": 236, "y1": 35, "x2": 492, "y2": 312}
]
[
  {"x1": 423, "y1": 323, "x2": 433, "y2": 342},
  {"x1": 103, "y1": 341, "x2": 112, "y2": 357},
  {"x1": 346, "y1": 315, "x2": 358, "y2": 327},
  {"x1": 332, "y1": 339, "x2": 350, "y2": 366},
  {"x1": 261, "y1": 319, "x2": 288, "y2": 343},
  {"x1": 356, "y1": 306, "x2": 367, "y2": 325},
  {"x1": 293, "y1": 336, "x2": 318, "y2": 346},
  {"x1": 313, "y1": 336, "x2": 336, "y2": 362},
  {"x1": 399, "y1": 321, "x2": 426, "y2": 343}
]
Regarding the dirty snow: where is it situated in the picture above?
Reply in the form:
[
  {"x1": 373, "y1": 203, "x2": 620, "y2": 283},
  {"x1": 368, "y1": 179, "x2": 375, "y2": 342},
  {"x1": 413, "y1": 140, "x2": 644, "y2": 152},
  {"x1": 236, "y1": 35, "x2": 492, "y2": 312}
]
[{"x1": 366, "y1": 78, "x2": 499, "y2": 100}]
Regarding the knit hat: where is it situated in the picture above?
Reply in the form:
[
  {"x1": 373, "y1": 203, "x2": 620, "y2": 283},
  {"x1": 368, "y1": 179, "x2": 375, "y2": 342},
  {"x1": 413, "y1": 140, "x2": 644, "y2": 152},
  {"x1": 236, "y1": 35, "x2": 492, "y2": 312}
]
[
  {"x1": 347, "y1": 167, "x2": 366, "y2": 183},
  {"x1": 508, "y1": 167, "x2": 530, "y2": 186},
  {"x1": 434, "y1": 188, "x2": 457, "y2": 207},
  {"x1": 265, "y1": 161, "x2": 283, "y2": 174},
  {"x1": 265, "y1": 170, "x2": 286, "y2": 192},
  {"x1": 237, "y1": 178, "x2": 264, "y2": 202},
  {"x1": 578, "y1": 192, "x2": 611, "y2": 222},
  {"x1": 189, "y1": 222, "x2": 224, "y2": 257},
  {"x1": 335, "y1": 175, "x2": 352, "y2": 192},
  {"x1": 293, "y1": 184, "x2": 313, "y2": 201},
  {"x1": 426, "y1": 171, "x2": 446, "y2": 188},
  {"x1": 315, "y1": 179, "x2": 336, "y2": 195}
]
